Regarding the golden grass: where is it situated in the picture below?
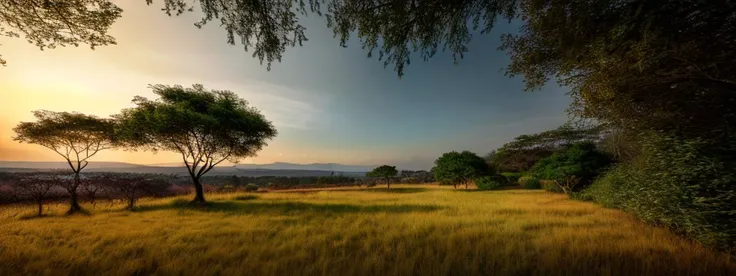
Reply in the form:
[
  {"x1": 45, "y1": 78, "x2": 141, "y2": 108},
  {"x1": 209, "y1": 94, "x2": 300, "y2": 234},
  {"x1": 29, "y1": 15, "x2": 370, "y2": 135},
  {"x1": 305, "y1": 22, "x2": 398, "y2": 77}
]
[{"x1": 1, "y1": 184, "x2": 734, "y2": 275}]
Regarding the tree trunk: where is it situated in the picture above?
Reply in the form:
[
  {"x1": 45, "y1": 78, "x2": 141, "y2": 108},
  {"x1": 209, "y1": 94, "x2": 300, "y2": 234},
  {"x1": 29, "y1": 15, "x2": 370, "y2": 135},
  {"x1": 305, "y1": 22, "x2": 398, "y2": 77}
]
[
  {"x1": 37, "y1": 199, "x2": 43, "y2": 217},
  {"x1": 386, "y1": 177, "x2": 390, "y2": 190},
  {"x1": 465, "y1": 181, "x2": 469, "y2": 190},
  {"x1": 67, "y1": 173, "x2": 82, "y2": 214},
  {"x1": 192, "y1": 177, "x2": 206, "y2": 203},
  {"x1": 128, "y1": 196, "x2": 136, "y2": 211}
]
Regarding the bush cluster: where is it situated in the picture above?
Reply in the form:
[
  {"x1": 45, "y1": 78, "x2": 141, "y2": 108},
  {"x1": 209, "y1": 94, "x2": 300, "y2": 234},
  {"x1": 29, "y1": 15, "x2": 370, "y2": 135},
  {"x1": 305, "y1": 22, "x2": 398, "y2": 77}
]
[
  {"x1": 475, "y1": 176, "x2": 503, "y2": 190},
  {"x1": 584, "y1": 135, "x2": 736, "y2": 251}
]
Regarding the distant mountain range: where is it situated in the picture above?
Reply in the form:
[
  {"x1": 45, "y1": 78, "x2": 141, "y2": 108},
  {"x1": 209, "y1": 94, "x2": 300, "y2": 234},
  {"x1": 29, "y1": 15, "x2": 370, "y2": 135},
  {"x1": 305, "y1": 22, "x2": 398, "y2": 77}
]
[{"x1": 0, "y1": 161, "x2": 372, "y2": 177}]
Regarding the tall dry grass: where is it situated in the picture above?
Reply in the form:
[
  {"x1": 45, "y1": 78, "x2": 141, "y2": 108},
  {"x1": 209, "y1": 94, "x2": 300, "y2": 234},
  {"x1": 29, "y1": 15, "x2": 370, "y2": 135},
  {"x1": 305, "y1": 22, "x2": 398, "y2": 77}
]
[{"x1": 0, "y1": 184, "x2": 733, "y2": 275}]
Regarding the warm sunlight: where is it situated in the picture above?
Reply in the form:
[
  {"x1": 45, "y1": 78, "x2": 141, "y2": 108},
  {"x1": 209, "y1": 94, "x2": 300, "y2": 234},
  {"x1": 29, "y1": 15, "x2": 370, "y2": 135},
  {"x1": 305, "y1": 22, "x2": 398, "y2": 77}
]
[{"x1": 1, "y1": 1, "x2": 734, "y2": 275}]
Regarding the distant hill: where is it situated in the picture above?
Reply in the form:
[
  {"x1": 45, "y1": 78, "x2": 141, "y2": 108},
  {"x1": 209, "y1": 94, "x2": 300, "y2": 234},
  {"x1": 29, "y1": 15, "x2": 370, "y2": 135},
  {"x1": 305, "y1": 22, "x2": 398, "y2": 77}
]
[
  {"x1": 234, "y1": 162, "x2": 374, "y2": 172},
  {"x1": 0, "y1": 161, "x2": 369, "y2": 177}
]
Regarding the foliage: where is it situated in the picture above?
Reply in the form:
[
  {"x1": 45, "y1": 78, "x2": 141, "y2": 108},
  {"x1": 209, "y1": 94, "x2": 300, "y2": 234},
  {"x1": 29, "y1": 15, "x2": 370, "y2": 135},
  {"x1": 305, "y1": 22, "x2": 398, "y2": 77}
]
[
  {"x1": 0, "y1": 0, "x2": 122, "y2": 65},
  {"x1": 433, "y1": 151, "x2": 492, "y2": 189},
  {"x1": 114, "y1": 84, "x2": 277, "y2": 203},
  {"x1": 475, "y1": 176, "x2": 502, "y2": 191},
  {"x1": 539, "y1": 180, "x2": 562, "y2": 193},
  {"x1": 584, "y1": 134, "x2": 736, "y2": 251},
  {"x1": 500, "y1": 172, "x2": 521, "y2": 184},
  {"x1": 1, "y1": 187, "x2": 734, "y2": 275},
  {"x1": 367, "y1": 165, "x2": 398, "y2": 189},
  {"x1": 486, "y1": 124, "x2": 603, "y2": 172},
  {"x1": 13, "y1": 110, "x2": 116, "y2": 213},
  {"x1": 244, "y1": 183, "x2": 259, "y2": 192},
  {"x1": 518, "y1": 176, "x2": 540, "y2": 190},
  {"x1": 529, "y1": 142, "x2": 612, "y2": 194}
]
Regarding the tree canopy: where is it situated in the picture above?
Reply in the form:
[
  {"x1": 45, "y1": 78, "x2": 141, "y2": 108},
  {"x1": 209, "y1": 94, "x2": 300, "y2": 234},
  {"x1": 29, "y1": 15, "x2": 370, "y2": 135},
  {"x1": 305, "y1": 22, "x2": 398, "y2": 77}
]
[
  {"x1": 0, "y1": 0, "x2": 122, "y2": 65},
  {"x1": 487, "y1": 124, "x2": 603, "y2": 172},
  {"x1": 1, "y1": 0, "x2": 518, "y2": 76},
  {"x1": 114, "y1": 84, "x2": 277, "y2": 203},
  {"x1": 433, "y1": 151, "x2": 491, "y2": 189}
]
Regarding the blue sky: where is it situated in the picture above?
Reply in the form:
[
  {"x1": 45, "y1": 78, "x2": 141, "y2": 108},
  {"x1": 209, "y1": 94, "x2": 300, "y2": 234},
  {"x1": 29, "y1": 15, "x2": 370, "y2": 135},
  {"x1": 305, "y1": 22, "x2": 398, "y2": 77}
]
[{"x1": 0, "y1": 2, "x2": 570, "y2": 170}]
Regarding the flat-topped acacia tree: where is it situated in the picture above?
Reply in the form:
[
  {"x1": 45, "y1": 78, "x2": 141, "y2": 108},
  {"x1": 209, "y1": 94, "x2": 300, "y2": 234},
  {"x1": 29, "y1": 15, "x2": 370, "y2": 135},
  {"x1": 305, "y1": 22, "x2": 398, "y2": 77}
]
[
  {"x1": 114, "y1": 84, "x2": 277, "y2": 204},
  {"x1": 13, "y1": 111, "x2": 116, "y2": 214}
]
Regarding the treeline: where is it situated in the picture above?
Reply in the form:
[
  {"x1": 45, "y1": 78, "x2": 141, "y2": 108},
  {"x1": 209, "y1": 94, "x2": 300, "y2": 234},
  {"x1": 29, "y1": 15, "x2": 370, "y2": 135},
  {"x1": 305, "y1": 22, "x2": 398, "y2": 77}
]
[
  {"x1": 0, "y1": 172, "x2": 185, "y2": 215},
  {"x1": 200, "y1": 170, "x2": 435, "y2": 190}
]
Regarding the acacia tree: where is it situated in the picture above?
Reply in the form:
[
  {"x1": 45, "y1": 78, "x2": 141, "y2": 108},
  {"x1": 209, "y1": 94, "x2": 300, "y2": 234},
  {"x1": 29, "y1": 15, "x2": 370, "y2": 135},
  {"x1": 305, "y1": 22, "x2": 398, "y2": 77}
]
[
  {"x1": 114, "y1": 84, "x2": 277, "y2": 204},
  {"x1": 367, "y1": 165, "x2": 397, "y2": 189},
  {"x1": 13, "y1": 111, "x2": 116, "y2": 214},
  {"x1": 433, "y1": 151, "x2": 491, "y2": 189}
]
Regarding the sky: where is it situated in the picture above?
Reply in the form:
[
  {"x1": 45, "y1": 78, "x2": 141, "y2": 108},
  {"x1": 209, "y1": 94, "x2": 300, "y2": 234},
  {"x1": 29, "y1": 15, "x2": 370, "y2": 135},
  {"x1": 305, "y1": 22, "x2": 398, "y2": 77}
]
[{"x1": 0, "y1": 2, "x2": 570, "y2": 170}]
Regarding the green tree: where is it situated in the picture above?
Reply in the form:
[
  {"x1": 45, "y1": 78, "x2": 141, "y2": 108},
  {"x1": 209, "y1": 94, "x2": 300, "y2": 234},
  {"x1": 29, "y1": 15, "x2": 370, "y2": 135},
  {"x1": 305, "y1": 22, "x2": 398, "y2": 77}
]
[
  {"x1": 114, "y1": 84, "x2": 277, "y2": 204},
  {"x1": 13, "y1": 110, "x2": 116, "y2": 214},
  {"x1": 486, "y1": 124, "x2": 603, "y2": 172},
  {"x1": 433, "y1": 151, "x2": 491, "y2": 189},
  {"x1": 367, "y1": 165, "x2": 397, "y2": 189},
  {"x1": 529, "y1": 142, "x2": 611, "y2": 194}
]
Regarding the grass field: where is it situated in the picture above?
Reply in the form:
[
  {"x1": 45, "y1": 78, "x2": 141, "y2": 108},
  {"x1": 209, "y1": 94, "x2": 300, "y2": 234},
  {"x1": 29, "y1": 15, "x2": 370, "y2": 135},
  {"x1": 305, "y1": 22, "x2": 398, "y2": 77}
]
[{"x1": 1, "y1": 184, "x2": 734, "y2": 275}]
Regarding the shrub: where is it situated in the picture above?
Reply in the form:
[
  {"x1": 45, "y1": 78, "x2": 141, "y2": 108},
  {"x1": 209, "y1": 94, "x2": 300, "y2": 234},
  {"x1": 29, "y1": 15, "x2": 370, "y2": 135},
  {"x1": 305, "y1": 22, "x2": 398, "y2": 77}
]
[
  {"x1": 584, "y1": 134, "x2": 736, "y2": 251},
  {"x1": 475, "y1": 176, "x2": 503, "y2": 190},
  {"x1": 518, "y1": 176, "x2": 540, "y2": 189},
  {"x1": 244, "y1": 184, "x2": 259, "y2": 192},
  {"x1": 500, "y1": 172, "x2": 521, "y2": 184},
  {"x1": 539, "y1": 180, "x2": 562, "y2": 193}
]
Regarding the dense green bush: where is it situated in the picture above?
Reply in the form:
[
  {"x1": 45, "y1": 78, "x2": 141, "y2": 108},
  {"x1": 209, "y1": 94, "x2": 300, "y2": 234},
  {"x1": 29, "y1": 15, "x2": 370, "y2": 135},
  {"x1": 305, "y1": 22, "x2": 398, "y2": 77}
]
[
  {"x1": 475, "y1": 176, "x2": 503, "y2": 190},
  {"x1": 244, "y1": 183, "x2": 259, "y2": 192},
  {"x1": 529, "y1": 142, "x2": 611, "y2": 193},
  {"x1": 518, "y1": 176, "x2": 540, "y2": 189},
  {"x1": 584, "y1": 135, "x2": 736, "y2": 251},
  {"x1": 500, "y1": 172, "x2": 522, "y2": 185}
]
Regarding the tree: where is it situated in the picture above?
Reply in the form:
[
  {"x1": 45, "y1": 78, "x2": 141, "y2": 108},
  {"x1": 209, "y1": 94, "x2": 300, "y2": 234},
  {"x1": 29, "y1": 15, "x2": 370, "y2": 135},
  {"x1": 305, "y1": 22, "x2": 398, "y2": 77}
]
[
  {"x1": 13, "y1": 110, "x2": 116, "y2": 214},
  {"x1": 12, "y1": 173, "x2": 62, "y2": 217},
  {"x1": 367, "y1": 165, "x2": 397, "y2": 189},
  {"x1": 99, "y1": 173, "x2": 170, "y2": 210},
  {"x1": 0, "y1": 0, "x2": 122, "y2": 65},
  {"x1": 433, "y1": 151, "x2": 492, "y2": 189},
  {"x1": 486, "y1": 124, "x2": 603, "y2": 172},
  {"x1": 114, "y1": 84, "x2": 277, "y2": 204},
  {"x1": 529, "y1": 142, "x2": 612, "y2": 194}
]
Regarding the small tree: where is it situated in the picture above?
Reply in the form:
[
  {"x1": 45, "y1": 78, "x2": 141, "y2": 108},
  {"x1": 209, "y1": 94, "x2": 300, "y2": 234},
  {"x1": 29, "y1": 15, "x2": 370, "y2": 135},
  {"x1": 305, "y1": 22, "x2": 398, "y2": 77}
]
[
  {"x1": 115, "y1": 84, "x2": 277, "y2": 204},
  {"x1": 367, "y1": 165, "x2": 398, "y2": 189},
  {"x1": 433, "y1": 151, "x2": 492, "y2": 189},
  {"x1": 100, "y1": 173, "x2": 171, "y2": 211},
  {"x1": 13, "y1": 110, "x2": 116, "y2": 214},
  {"x1": 12, "y1": 173, "x2": 61, "y2": 217},
  {"x1": 530, "y1": 142, "x2": 612, "y2": 194}
]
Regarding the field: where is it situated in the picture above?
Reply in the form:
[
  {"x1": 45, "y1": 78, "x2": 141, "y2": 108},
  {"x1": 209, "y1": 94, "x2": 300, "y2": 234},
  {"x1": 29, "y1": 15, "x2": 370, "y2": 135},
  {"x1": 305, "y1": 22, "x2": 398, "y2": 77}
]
[{"x1": 1, "y1": 184, "x2": 734, "y2": 275}]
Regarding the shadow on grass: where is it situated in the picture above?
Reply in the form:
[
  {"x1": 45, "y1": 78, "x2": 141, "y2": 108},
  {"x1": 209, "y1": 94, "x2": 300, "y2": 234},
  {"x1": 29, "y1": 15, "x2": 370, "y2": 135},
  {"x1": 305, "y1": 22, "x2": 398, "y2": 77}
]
[
  {"x1": 359, "y1": 187, "x2": 429, "y2": 194},
  {"x1": 136, "y1": 199, "x2": 441, "y2": 215}
]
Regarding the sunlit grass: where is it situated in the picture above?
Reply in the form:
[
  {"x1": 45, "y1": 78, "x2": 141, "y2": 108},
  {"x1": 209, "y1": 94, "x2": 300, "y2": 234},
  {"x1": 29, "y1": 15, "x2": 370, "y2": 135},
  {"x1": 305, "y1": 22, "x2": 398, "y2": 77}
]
[{"x1": 1, "y1": 184, "x2": 733, "y2": 275}]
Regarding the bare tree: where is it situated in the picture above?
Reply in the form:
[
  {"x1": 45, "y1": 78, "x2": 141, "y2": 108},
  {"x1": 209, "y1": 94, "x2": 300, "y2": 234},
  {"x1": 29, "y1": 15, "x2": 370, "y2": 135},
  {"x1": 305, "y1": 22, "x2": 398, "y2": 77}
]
[{"x1": 12, "y1": 173, "x2": 62, "y2": 216}]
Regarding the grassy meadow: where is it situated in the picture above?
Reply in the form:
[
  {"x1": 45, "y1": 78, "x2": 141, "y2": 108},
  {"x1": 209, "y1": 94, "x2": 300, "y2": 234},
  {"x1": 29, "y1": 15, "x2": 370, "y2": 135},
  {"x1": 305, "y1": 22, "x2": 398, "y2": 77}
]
[{"x1": 1, "y1": 184, "x2": 734, "y2": 275}]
